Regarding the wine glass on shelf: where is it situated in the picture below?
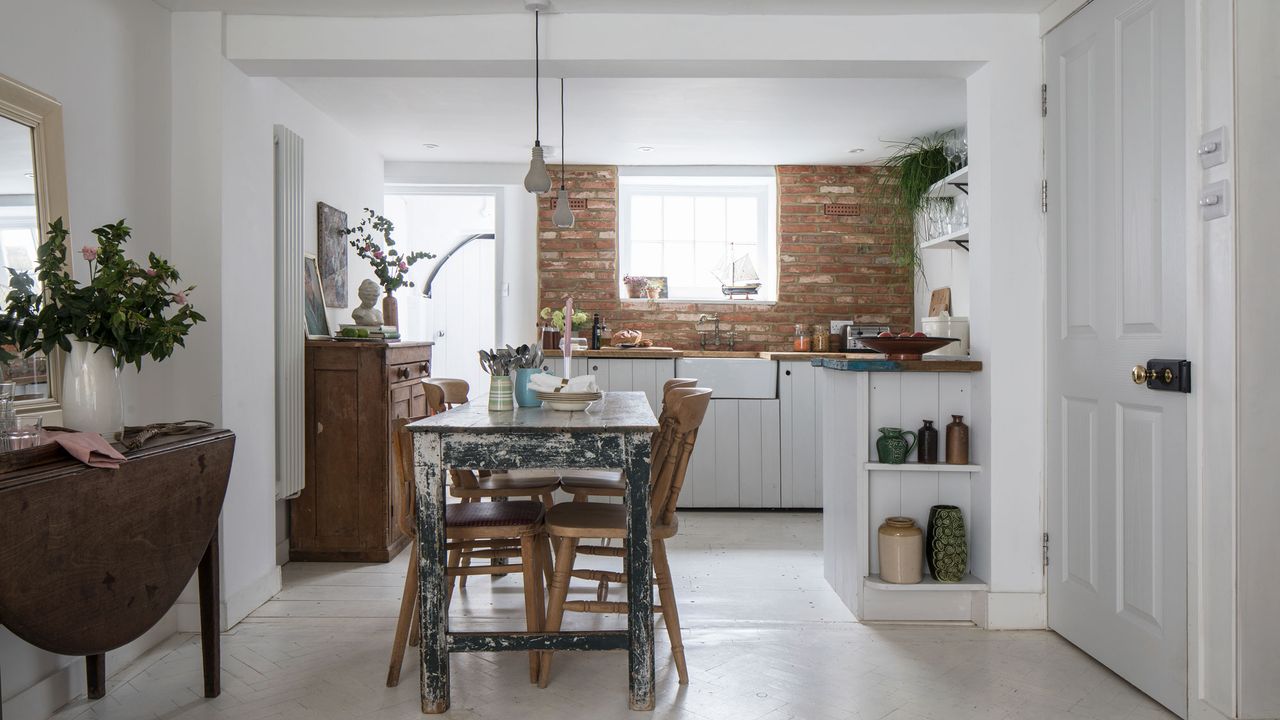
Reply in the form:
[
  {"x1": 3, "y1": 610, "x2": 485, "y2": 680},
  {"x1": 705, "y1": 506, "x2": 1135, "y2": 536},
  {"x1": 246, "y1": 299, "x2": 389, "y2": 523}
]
[{"x1": 956, "y1": 126, "x2": 968, "y2": 170}]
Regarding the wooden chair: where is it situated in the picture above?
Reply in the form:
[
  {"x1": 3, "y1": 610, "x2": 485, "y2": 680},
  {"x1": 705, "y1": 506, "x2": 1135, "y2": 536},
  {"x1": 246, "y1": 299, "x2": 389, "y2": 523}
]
[
  {"x1": 537, "y1": 387, "x2": 712, "y2": 688},
  {"x1": 557, "y1": 378, "x2": 699, "y2": 502},
  {"x1": 386, "y1": 417, "x2": 550, "y2": 687}
]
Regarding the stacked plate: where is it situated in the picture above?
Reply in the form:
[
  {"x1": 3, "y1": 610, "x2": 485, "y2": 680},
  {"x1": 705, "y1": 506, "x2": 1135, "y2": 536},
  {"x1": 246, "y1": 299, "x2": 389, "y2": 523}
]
[{"x1": 534, "y1": 390, "x2": 602, "y2": 412}]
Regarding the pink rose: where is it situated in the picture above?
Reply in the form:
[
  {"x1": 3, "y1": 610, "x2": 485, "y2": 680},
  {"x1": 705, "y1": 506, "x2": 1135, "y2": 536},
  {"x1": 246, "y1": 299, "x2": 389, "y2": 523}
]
[
  {"x1": 172, "y1": 291, "x2": 187, "y2": 305},
  {"x1": 398, "y1": 261, "x2": 408, "y2": 272},
  {"x1": 145, "y1": 268, "x2": 158, "y2": 277},
  {"x1": 373, "y1": 250, "x2": 384, "y2": 260},
  {"x1": 81, "y1": 246, "x2": 98, "y2": 262}
]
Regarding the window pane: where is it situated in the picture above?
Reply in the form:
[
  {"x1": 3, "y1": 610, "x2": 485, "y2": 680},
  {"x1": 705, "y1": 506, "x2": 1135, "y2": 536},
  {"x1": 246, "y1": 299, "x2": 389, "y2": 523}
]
[
  {"x1": 630, "y1": 195, "x2": 663, "y2": 243},
  {"x1": 662, "y1": 196, "x2": 694, "y2": 244},
  {"x1": 694, "y1": 196, "x2": 726, "y2": 247},
  {"x1": 665, "y1": 243, "x2": 695, "y2": 287},
  {"x1": 726, "y1": 196, "x2": 758, "y2": 244},
  {"x1": 630, "y1": 242, "x2": 663, "y2": 276},
  {"x1": 695, "y1": 243, "x2": 724, "y2": 287}
]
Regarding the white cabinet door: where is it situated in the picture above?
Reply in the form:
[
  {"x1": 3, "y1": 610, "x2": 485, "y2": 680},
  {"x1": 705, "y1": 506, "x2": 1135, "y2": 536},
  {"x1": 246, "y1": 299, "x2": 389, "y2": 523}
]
[
  {"x1": 681, "y1": 398, "x2": 780, "y2": 509},
  {"x1": 584, "y1": 358, "x2": 675, "y2": 415},
  {"x1": 780, "y1": 362, "x2": 822, "y2": 508}
]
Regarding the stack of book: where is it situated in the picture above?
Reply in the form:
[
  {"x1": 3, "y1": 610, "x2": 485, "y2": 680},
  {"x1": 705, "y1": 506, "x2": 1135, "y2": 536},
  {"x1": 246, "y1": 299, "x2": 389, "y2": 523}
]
[{"x1": 335, "y1": 325, "x2": 401, "y2": 341}]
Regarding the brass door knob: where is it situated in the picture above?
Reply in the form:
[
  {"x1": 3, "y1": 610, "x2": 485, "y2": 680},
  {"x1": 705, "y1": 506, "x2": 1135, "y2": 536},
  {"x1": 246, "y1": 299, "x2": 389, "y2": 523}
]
[{"x1": 1132, "y1": 365, "x2": 1173, "y2": 385}]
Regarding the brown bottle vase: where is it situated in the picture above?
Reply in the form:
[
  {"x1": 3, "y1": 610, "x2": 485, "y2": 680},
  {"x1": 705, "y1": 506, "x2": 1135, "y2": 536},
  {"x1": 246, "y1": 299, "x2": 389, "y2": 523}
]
[
  {"x1": 917, "y1": 420, "x2": 939, "y2": 464},
  {"x1": 945, "y1": 415, "x2": 969, "y2": 465}
]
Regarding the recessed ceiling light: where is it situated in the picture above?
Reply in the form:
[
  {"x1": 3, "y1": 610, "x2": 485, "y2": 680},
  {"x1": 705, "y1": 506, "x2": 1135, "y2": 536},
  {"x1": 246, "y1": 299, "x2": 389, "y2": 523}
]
[
  {"x1": 23, "y1": 171, "x2": 34, "y2": 178},
  {"x1": 847, "y1": 148, "x2": 865, "y2": 154},
  {"x1": 421, "y1": 143, "x2": 439, "y2": 149},
  {"x1": 637, "y1": 146, "x2": 655, "y2": 153}
]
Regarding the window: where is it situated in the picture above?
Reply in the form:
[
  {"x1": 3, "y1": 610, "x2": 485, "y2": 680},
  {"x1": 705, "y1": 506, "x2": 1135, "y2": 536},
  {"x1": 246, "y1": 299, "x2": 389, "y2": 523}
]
[{"x1": 618, "y1": 169, "x2": 777, "y2": 301}]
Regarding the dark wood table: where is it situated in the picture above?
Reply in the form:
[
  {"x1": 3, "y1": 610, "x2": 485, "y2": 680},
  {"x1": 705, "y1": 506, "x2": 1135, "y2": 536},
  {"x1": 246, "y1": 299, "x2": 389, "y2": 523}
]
[
  {"x1": 0, "y1": 429, "x2": 234, "y2": 713},
  {"x1": 408, "y1": 391, "x2": 659, "y2": 713}
]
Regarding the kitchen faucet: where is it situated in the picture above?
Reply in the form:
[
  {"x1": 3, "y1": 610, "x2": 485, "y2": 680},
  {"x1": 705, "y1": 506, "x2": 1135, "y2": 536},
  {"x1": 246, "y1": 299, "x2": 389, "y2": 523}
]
[{"x1": 697, "y1": 314, "x2": 736, "y2": 350}]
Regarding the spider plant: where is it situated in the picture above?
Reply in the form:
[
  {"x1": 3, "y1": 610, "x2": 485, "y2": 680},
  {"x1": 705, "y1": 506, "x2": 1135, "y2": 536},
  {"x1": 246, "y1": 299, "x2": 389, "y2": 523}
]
[{"x1": 866, "y1": 131, "x2": 956, "y2": 273}]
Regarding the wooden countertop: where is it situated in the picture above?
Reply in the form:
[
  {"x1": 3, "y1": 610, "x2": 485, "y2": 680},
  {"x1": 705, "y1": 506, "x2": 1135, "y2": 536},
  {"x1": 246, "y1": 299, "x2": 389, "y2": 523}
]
[{"x1": 542, "y1": 347, "x2": 981, "y2": 371}]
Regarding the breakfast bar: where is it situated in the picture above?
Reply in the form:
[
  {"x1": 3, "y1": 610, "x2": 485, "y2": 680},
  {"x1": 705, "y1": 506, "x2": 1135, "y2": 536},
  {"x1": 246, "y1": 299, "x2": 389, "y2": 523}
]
[{"x1": 408, "y1": 392, "x2": 660, "y2": 713}]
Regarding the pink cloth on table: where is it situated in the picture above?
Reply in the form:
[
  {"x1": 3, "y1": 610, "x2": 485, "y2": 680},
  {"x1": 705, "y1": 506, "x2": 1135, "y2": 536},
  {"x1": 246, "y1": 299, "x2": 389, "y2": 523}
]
[{"x1": 47, "y1": 430, "x2": 128, "y2": 468}]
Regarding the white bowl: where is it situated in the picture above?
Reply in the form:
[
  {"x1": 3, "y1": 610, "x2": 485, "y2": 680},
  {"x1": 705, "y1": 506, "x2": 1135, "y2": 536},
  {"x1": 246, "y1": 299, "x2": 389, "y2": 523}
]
[{"x1": 541, "y1": 398, "x2": 596, "y2": 412}]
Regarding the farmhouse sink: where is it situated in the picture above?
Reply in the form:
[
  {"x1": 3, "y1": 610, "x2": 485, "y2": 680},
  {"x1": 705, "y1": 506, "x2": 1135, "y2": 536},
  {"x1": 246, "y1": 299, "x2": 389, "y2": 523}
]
[{"x1": 675, "y1": 357, "x2": 777, "y2": 399}]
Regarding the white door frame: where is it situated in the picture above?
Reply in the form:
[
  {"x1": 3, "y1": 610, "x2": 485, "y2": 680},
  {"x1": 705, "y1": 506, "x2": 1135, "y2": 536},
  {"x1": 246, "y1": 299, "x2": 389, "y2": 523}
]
[{"x1": 1042, "y1": 1, "x2": 1236, "y2": 718}]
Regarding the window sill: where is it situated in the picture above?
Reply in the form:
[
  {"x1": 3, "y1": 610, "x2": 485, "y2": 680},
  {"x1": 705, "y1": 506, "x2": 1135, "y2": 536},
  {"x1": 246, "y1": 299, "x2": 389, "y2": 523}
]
[{"x1": 620, "y1": 297, "x2": 777, "y2": 306}]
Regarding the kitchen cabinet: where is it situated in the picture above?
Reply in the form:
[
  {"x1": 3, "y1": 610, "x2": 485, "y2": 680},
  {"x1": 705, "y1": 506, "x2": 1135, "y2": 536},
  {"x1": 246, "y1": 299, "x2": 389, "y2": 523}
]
[
  {"x1": 540, "y1": 357, "x2": 676, "y2": 416},
  {"x1": 682, "y1": 398, "x2": 781, "y2": 508},
  {"x1": 779, "y1": 361, "x2": 822, "y2": 508}
]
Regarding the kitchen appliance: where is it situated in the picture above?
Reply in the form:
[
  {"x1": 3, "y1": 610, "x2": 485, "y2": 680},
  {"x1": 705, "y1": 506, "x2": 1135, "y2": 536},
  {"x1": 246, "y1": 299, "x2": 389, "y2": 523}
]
[
  {"x1": 842, "y1": 325, "x2": 891, "y2": 352},
  {"x1": 921, "y1": 314, "x2": 969, "y2": 356}
]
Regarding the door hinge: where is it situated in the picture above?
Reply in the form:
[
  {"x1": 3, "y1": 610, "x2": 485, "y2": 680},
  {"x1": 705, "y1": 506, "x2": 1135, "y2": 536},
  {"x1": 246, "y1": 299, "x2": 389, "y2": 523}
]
[
  {"x1": 1041, "y1": 83, "x2": 1048, "y2": 117},
  {"x1": 1041, "y1": 180, "x2": 1048, "y2": 213},
  {"x1": 1043, "y1": 532, "x2": 1050, "y2": 568}
]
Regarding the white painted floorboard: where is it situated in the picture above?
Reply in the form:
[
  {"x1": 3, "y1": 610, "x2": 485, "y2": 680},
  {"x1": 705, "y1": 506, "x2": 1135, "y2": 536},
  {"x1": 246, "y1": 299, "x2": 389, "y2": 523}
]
[{"x1": 48, "y1": 513, "x2": 1174, "y2": 720}]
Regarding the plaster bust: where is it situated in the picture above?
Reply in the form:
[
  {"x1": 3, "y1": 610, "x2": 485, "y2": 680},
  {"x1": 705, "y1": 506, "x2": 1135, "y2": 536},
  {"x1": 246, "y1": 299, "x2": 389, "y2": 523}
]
[{"x1": 351, "y1": 279, "x2": 383, "y2": 327}]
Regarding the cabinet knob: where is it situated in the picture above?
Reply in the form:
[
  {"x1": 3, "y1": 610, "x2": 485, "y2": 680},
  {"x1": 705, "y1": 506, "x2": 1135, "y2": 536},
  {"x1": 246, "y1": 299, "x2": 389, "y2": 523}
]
[
  {"x1": 398, "y1": 368, "x2": 410, "y2": 379},
  {"x1": 785, "y1": 369, "x2": 791, "y2": 376},
  {"x1": 592, "y1": 364, "x2": 599, "y2": 371},
  {"x1": 419, "y1": 363, "x2": 429, "y2": 373}
]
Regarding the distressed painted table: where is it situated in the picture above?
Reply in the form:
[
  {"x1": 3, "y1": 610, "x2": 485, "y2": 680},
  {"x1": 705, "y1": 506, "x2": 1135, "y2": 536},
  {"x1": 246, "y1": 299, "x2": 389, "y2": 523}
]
[{"x1": 408, "y1": 391, "x2": 659, "y2": 713}]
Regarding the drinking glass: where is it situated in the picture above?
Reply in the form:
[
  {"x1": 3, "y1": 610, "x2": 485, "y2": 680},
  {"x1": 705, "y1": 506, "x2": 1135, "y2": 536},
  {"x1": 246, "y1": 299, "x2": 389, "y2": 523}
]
[{"x1": 1, "y1": 415, "x2": 42, "y2": 452}]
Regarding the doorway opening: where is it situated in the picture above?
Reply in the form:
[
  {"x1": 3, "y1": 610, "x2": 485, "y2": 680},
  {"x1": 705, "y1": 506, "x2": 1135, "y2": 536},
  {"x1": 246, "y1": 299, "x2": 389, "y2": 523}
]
[{"x1": 384, "y1": 189, "x2": 499, "y2": 400}]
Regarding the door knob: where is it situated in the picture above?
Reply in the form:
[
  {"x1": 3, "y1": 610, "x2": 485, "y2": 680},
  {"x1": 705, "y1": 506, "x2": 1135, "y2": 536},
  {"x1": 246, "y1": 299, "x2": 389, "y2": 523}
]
[{"x1": 1131, "y1": 365, "x2": 1173, "y2": 385}]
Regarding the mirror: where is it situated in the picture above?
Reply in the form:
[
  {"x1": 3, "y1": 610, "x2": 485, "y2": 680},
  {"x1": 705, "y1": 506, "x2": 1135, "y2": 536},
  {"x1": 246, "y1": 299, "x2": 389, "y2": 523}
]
[
  {"x1": 0, "y1": 74, "x2": 68, "y2": 413},
  {"x1": 0, "y1": 117, "x2": 47, "y2": 400}
]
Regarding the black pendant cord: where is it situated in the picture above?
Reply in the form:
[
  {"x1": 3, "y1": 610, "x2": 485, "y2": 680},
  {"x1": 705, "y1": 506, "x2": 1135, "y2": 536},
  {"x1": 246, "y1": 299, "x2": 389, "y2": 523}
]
[
  {"x1": 534, "y1": 10, "x2": 540, "y2": 145},
  {"x1": 558, "y1": 77, "x2": 563, "y2": 189}
]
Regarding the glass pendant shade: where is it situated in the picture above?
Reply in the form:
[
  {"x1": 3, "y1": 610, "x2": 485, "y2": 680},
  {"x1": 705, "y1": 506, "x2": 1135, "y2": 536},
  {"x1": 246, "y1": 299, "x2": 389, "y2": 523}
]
[
  {"x1": 553, "y1": 188, "x2": 575, "y2": 228},
  {"x1": 524, "y1": 144, "x2": 551, "y2": 193}
]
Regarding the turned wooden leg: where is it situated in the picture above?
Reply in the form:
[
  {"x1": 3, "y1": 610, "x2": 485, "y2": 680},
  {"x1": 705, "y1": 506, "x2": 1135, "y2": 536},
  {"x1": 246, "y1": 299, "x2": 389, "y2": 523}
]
[
  {"x1": 537, "y1": 536, "x2": 579, "y2": 688},
  {"x1": 519, "y1": 534, "x2": 545, "y2": 683},
  {"x1": 653, "y1": 539, "x2": 688, "y2": 684},
  {"x1": 197, "y1": 528, "x2": 222, "y2": 697},
  {"x1": 387, "y1": 543, "x2": 419, "y2": 687},
  {"x1": 86, "y1": 654, "x2": 106, "y2": 699}
]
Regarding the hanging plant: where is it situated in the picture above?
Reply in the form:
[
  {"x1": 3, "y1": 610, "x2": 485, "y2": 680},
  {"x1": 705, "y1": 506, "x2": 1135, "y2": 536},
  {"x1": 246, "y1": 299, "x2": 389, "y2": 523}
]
[{"x1": 866, "y1": 131, "x2": 956, "y2": 273}]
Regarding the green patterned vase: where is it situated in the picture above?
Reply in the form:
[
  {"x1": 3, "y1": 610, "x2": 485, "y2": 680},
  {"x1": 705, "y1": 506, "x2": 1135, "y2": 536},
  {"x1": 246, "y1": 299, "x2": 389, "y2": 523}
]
[{"x1": 926, "y1": 505, "x2": 967, "y2": 582}]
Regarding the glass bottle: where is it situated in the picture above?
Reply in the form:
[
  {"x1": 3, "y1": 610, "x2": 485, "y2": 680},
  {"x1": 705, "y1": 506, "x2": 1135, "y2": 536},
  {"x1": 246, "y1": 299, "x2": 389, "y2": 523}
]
[
  {"x1": 810, "y1": 324, "x2": 830, "y2": 352},
  {"x1": 792, "y1": 323, "x2": 811, "y2": 352}
]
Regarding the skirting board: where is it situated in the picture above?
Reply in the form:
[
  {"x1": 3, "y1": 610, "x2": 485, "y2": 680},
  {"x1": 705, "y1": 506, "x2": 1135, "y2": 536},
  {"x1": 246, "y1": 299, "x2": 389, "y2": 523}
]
[
  {"x1": 1, "y1": 610, "x2": 180, "y2": 720},
  {"x1": 224, "y1": 565, "x2": 283, "y2": 628},
  {"x1": 976, "y1": 592, "x2": 1046, "y2": 629},
  {"x1": 1189, "y1": 698, "x2": 1234, "y2": 720}
]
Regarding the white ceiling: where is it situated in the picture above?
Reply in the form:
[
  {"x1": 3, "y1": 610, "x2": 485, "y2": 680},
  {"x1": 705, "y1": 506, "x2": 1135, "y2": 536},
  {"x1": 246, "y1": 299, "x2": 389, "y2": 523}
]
[
  {"x1": 156, "y1": 0, "x2": 1054, "y2": 16},
  {"x1": 282, "y1": 77, "x2": 966, "y2": 165}
]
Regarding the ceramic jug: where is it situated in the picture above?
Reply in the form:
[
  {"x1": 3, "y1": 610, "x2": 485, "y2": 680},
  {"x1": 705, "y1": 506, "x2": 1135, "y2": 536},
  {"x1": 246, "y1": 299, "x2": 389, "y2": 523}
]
[{"x1": 875, "y1": 427, "x2": 917, "y2": 464}]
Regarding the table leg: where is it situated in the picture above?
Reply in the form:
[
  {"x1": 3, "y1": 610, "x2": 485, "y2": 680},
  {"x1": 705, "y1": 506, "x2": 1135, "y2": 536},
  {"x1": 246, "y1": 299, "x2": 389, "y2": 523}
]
[
  {"x1": 624, "y1": 434, "x2": 655, "y2": 711},
  {"x1": 416, "y1": 432, "x2": 450, "y2": 714},
  {"x1": 86, "y1": 654, "x2": 105, "y2": 699},
  {"x1": 198, "y1": 528, "x2": 221, "y2": 698}
]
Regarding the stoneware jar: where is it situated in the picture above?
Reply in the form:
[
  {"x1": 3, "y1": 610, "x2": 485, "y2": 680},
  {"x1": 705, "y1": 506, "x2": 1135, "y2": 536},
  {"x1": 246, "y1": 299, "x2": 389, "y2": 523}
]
[
  {"x1": 917, "y1": 419, "x2": 939, "y2": 464},
  {"x1": 513, "y1": 367, "x2": 544, "y2": 408},
  {"x1": 488, "y1": 375, "x2": 514, "y2": 412},
  {"x1": 875, "y1": 427, "x2": 917, "y2": 464},
  {"x1": 946, "y1": 414, "x2": 970, "y2": 465},
  {"x1": 878, "y1": 516, "x2": 923, "y2": 584},
  {"x1": 926, "y1": 505, "x2": 968, "y2": 582}
]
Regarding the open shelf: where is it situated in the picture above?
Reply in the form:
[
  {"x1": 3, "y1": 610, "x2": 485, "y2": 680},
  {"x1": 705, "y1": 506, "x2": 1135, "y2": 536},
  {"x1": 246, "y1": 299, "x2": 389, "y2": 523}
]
[
  {"x1": 920, "y1": 227, "x2": 969, "y2": 251},
  {"x1": 865, "y1": 462, "x2": 981, "y2": 473},
  {"x1": 926, "y1": 166, "x2": 969, "y2": 197},
  {"x1": 864, "y1": 574, "x2": 988, "y2": 592}
]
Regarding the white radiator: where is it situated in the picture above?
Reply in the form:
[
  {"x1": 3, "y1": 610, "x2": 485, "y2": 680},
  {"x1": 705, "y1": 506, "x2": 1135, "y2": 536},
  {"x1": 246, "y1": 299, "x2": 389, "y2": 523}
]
[{"x1": 274, "y1": 125, "x2": 305, "y2": 500}]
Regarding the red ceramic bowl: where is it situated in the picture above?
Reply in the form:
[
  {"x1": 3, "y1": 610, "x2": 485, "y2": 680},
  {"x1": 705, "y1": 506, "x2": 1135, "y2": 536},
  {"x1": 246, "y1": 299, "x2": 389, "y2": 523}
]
[{"x1": 857, "y1": 336, "x2": 958, "y2": 361}]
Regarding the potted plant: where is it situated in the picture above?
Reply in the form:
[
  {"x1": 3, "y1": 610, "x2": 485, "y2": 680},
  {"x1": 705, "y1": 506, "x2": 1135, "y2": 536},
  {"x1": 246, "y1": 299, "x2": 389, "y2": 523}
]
[
  {"x1": 622, "y1": 275, "x2": 649, "y2": 299},
  {"x1": 342, "y1": 208, "x2": 434, "y2": 328},
  {"x1": 539, "y1": 306, "x2": 589, "y2": 333},
  {"x1": 0, "y1": 218, "x2": 205, "y2": 434},
  {"x1": 867, "y1": 131, "x2": 956, "y2": 273}
]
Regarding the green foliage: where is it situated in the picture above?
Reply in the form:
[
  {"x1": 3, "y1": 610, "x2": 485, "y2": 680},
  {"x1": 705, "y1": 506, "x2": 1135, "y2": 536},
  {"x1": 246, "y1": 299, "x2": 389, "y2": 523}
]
[
  {"x1": 341, "y1": 208, "x2": 435, "y2": 294},
  {"x1": 539, "y1": 306, "x2": 589, "y2": 332},
  {"x1": 0, "y1": 218, "x2": 206, "y2": 370},
  {"x1": 866, "y1": 131, "x2": 957, "y2": 272}
]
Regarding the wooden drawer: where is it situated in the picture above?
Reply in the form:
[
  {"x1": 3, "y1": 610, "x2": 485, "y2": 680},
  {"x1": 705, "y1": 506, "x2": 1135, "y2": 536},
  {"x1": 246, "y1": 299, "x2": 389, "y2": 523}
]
[{"x1": 388, "y1": 359, "x2": 431, "y2": 385}]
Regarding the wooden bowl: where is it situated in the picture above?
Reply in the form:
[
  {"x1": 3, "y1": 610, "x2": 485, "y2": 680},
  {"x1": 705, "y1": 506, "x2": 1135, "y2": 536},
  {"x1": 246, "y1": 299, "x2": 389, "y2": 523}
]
[{"x1": 857, "y1": 336, "x2": 958, "y2": 361}]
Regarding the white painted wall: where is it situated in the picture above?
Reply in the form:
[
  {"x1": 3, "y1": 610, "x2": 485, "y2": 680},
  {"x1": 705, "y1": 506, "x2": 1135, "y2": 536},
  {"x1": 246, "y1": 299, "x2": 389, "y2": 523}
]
[
  {"x1": 1232, "y1": 2, "x2": 1279, "y2": 716},
  {"x1": 384, "y1": 162, "x2": 539, "y2": 347},
  {"x1": 0, "y1": 2, "x2": 180, "y2": 717}
]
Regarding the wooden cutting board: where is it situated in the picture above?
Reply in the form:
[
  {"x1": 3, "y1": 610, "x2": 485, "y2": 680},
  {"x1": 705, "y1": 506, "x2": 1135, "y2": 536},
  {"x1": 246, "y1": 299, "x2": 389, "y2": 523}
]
[{"x1": 928, "y1": 288, "x2": 952, "y2": 317}]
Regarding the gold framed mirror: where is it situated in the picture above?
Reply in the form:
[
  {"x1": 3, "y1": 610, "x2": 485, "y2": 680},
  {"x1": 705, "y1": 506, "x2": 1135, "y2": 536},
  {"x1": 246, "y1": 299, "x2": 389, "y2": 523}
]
[{"x1": 0, "y1": 74, "x2": 69, "y2": 414}]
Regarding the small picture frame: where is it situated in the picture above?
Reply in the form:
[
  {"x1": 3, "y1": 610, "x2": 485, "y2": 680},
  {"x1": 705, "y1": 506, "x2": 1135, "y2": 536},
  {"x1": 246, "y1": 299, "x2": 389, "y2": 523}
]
[{"x1": 303, "y1": 254, "x2": 331, "y2": 339}]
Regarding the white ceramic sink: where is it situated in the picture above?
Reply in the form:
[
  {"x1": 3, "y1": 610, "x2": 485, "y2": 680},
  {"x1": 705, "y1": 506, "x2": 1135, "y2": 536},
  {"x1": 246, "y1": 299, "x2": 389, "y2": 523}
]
[{"x1": 674, "y1": 357, "x2": 777, "y2": 399}]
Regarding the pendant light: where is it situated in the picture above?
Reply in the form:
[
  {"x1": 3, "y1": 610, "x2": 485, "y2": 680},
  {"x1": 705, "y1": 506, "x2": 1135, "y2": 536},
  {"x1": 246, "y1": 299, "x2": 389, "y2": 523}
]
[
  {"x1": 522, "y1": 5, "x2": 552, "y2": 194},
  {"x1": 552, "y1": 78, "x2": 575, "y2": 229}
]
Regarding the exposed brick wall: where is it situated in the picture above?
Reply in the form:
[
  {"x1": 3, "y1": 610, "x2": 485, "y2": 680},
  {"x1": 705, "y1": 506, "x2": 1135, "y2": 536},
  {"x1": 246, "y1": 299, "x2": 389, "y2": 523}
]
[{"x1": 537, "y1": 165, "x2": 913, "y2": 352}]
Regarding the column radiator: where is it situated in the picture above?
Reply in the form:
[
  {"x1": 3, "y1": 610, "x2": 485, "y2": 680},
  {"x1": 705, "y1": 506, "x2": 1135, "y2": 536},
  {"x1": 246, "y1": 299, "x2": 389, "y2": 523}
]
[{"x1": 273, "y1": 125, "x2": 305, "y2": 500}]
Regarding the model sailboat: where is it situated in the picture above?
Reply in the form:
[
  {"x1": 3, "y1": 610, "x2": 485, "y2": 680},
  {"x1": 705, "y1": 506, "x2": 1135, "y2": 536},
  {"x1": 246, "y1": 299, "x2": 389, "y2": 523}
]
[{"x1": 713, "y1": 243, "x2": 762, "y2": 299}]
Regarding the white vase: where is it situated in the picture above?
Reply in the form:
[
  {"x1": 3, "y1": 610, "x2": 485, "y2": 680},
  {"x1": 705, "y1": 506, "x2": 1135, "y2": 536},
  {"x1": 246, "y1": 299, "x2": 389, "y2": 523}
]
[{"x1": 62, "y1": 339, "x2": 123, "y2": 435}]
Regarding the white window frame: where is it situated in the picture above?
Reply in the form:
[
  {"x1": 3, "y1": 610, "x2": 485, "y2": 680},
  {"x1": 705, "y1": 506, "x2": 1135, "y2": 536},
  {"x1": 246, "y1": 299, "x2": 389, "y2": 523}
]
[{"x1": 618, "y1": 167, "x2": 777, "y2": 303}]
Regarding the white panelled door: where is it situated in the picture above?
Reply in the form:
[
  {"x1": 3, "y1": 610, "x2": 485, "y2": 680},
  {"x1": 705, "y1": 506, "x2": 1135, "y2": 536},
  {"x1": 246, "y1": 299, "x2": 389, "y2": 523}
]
[{"x1": 1045, "y1": 0, "x2": 1188, "y2": 716}]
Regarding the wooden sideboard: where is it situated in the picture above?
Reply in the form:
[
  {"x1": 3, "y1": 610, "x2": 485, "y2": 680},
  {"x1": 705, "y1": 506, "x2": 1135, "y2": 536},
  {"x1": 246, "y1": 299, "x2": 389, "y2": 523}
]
[{"x1": 291, "y1": 340, "x2": 432, "y2": 562}]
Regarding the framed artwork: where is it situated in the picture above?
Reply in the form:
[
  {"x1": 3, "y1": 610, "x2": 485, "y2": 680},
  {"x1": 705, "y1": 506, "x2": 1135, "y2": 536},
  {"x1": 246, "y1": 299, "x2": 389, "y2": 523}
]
[
  {"x1": 303, "y1": 254, "x2": 331, "y2": 339},
  {"x1": 316, "y1": 202, "x2": 348, "y2": 307}
]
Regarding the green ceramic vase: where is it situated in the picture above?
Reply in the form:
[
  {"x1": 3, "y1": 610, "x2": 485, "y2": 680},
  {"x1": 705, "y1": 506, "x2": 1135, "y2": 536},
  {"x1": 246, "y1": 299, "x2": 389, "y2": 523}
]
[
  {"x1": 875, "y1": 427, "x2": 917, "y2": 464},
  {"x1": 926, "y1": 505, "x2": 968, "y2": 582}
]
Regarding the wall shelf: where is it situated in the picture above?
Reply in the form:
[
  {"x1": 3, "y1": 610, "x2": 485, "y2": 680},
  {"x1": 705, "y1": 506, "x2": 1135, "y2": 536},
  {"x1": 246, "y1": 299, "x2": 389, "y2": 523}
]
[
  {"x1": 926, "y1": 166, "x2": 969, "y2": 197},
  {"x1": 865, "y1": 462, "x2": 981, "y2": 473},
  {"x1": 920, "y1": 227, "x2": 969, "y2": 251},
  {"x1": 864, "y1": 574, "x2": 988, "y2": 592}
]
